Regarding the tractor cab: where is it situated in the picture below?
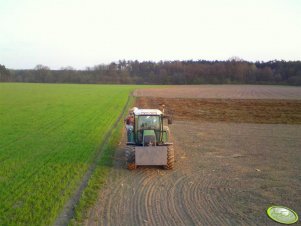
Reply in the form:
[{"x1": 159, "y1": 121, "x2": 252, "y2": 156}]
[
  {"x1": 125, "y1": 107, "x2": 174, "y2": 170},
  {"x1": 126, "y1": 109, "x2": 170, "y2": 146}
]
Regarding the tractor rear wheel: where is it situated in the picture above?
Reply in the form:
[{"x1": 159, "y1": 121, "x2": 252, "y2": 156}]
[
  {"x1": 125, "y1": 146, "x2": 137, "y2": 170},
  {"x1": 163, "y1": 145, "x2": 174, "y2": 170}
]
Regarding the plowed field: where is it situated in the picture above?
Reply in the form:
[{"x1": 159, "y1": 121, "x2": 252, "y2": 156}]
[
  {"x1": 136, "y1": 97, "x2": 301, "y2": 124},
  {"x1": 85, "y1": 85, "x2": 301, "y2": 226},
  {"x1": 134, "y1": 85, "x2": 301, "y2": 100}
]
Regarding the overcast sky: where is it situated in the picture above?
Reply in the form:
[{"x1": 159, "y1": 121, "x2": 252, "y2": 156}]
[{"x1": 0, "y1": 0, "x2": 300, "y2": 69}]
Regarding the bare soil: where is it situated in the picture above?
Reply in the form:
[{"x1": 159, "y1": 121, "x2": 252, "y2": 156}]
[
  {"x1": 134, "y1": 85, "x2": 301, "y2": 100},
  {"x1": 84, "y1": 86, "x2": 301, "y2": 226},
  {"x1": 136, "y1": 97, "x2": 301, "y2": 124},
  {"x1": 85, "y1": 122, "x2": 301, "y2": 226}
]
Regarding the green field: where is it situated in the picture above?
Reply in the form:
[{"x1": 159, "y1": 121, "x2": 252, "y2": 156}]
[{"x1": 0, "y1": 83, "x2": 135, "y2": 225}]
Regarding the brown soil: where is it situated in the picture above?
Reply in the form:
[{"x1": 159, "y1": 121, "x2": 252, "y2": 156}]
[
  {"x1": 134, "y1": 85, "x2": 301, "y2": 100},
  {"x1": 85, "y1": 122, "x2": 301, "y2": 226},
  {"x1": 84, "y1": 86, "x2": 301, "y2": 226},
  {"x1": 136, "y1": 97, "x2": 301, "y2": 124}
]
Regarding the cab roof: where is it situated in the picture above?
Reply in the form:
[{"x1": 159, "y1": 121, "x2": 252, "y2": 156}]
[{"x1": 134, "y1": 108, "x2": 162, "y2": 116}]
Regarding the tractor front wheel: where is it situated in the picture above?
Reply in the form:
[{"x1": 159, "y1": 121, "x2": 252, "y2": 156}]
[
  {"x1": 125, "y1": 146, "x2": 137, "y2": 170},
  {"x1": 163, "y1": 145, "x2": 174, "y2": 170},
  {"x1": 127, "y1": 162, "x2": 137, "y2": 170}
]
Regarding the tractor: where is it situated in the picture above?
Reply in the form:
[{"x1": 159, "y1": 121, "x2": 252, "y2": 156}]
[{"x1": 125, "y1": 107, "x2": 174, "y2": 170}]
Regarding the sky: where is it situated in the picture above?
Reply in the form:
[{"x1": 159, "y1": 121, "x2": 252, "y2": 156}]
[{"x1": 0, "y1": 0, "x2": 300, "y2": 69}]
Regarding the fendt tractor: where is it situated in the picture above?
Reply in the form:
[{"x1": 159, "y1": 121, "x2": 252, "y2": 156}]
[{"x1": 125, "y1": 107, "x2": 174, "y2": 170}]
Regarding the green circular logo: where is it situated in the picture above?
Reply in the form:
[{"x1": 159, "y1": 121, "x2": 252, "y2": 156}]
[{"x1": 267, "y1": 206, "x2": 299, "y2": 224}]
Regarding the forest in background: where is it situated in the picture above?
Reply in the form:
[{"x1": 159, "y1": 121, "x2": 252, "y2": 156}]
[{"x1": 1, "y1": 59, "x2": 301, "y2": 85}]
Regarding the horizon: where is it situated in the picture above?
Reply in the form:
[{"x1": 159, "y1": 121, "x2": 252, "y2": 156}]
[
  {"x1": 5, "y1": 58, "x2": 301, "y2": 71},
  {"x1": 1, "y1": 0, "x2": 301, "y2": 70}
]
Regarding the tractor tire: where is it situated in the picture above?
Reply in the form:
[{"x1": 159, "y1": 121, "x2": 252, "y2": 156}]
[
  {"x1": 163, "y1": 145, "x2": 174, "y2": 170},
  {"x1": 127, "y1": 162, "x2": 137, "y2": 170},
  {"x1": 125, "y1": 146, "x2": 137, "y2": 170}
]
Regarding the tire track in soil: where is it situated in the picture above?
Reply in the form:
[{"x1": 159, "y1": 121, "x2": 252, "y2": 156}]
[
  {"x1": 82, "y1": 87, "x2": 301, "y2": 226},
  {"x1": 85, "y1": 119, "x2": 301, "y2": 226},
  {"x1": 84, "y1": 122, "x2": 261, "y2": 226}
]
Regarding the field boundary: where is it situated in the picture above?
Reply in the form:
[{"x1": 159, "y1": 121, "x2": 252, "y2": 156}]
[{"x1": 54, "y1": 94, "x2": 133, "y2": 226}]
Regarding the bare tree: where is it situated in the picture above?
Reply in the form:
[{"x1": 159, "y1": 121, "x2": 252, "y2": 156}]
[{"x1": 34, "y1": 64, "x2": 50, "y2": 70}]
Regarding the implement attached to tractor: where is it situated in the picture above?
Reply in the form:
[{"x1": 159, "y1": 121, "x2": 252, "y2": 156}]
[{"x1": 125, "y1": 107, "x2": 174, "y2": 170}]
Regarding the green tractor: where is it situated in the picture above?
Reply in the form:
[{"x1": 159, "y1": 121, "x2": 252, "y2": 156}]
[{"x1": 125, "y1": 107, "x2": 174, "y2": 170}]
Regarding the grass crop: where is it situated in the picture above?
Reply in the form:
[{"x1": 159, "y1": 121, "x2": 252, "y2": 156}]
[
  {"x1": 0, "y1": 83, "x2": 136, "y2": 225},
  {"x1": 69, "y1": 103, "x2": 131, "y2": 225}
]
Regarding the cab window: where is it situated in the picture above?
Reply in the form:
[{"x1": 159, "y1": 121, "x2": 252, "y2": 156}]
[{"x1": 137, "y1": 116, "x2": 160, "y2": 130}]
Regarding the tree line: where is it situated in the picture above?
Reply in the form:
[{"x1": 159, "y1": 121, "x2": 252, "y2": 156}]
[{"x1": 1, "y1": 59, "x2": 301, "y2": 85}]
